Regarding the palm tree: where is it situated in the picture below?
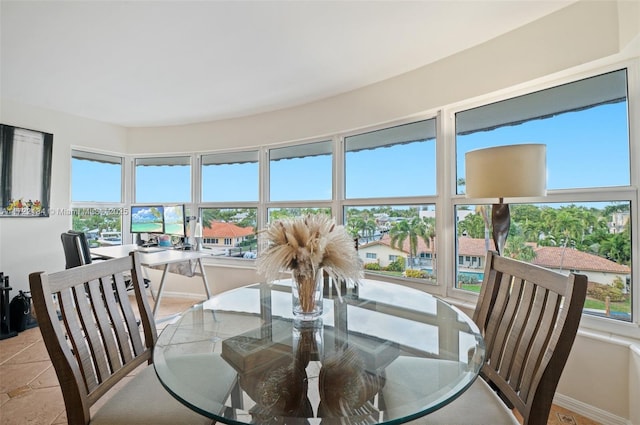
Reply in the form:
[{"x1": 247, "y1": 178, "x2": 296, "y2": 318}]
[
  {"x1": 347, "y1": 213, "x2": 378, "y2": 243},
  {"x1": 419, "y1": 217, "x2": 437, "y2": 274},
  {"x1": 503, "y1": 234, "x2": 536, "y2": 262},
  {"x1": 389, "y1": 218, "x2": 420, "y2": 269},
  {"x1": 457, "y1": 213, "x2": 485, "y2": 238},
  {"x1": 510, "y1": 204, "x2": 543, "y2": 243},
  {"x1": 347, "y1": 215, "x2": 365, "y2": 238},
  {"x1": 457, "y1": 177, "x2": 466, "y2": 194},
  {"x1": 600, "y1": 231, "x2": 631, "y2": 265},
  {"x1": 389, "y1": 216, "x2": 436, "y2": 271},
  {"x1": 475, "y1": 205, "x2": 492, "y2": 252},
  {"x1": 549, "y1": 208, "x2": 583, "y2": 270}
]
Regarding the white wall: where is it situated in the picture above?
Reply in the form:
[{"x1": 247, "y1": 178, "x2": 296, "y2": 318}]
[
  {"x1": 557, "y1": 334, "x2": 633, "y2": 424},
  {"x1": 0, "y1": 100, "x2": 128, "y2": 292},
  {"x1": 1, "y1": 1, "x2": 639, "y2": 423},
  {"x1": 630, "y1": 345, "x2": 640, "y2": 425},
  {"x1": 127, "y1": 1, "x2": 626, "y2": 154}
]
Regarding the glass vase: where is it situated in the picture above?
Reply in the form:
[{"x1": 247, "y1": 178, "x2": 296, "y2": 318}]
[
  {"x1": 292, "y1": 318, "x2": 323, "y2": 364},
  {"x1": 292, "y1": 269, "x2": 324, "y2": 320}
]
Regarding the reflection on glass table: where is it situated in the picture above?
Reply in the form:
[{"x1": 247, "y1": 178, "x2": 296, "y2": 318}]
[{"x1": 153, "y1": 279, "x2": 485, "y2": 425}]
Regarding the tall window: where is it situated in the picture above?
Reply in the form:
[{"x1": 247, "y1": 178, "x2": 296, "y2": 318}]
[
  {"x1": 202, "y1": 151, "x2": 259, "y2": 202},
  {"x1": 135, "y1": 156, "x2": 191, "y2": 203},
  {"x1": 455, "y1": 69, "x2": 633, "y2": 322},
  {"x1": 71, "y1": 150, "x2": 124, "y2": 246},
  {"x1": 345, "y1": 119, "x2": 437, "y2": 199},
  {"x1": 456, "y1": 70, "x2": 629, "y2": 192},
  {"x1": 343, "y1": 119, "x2": 438, "y2": 282},
  {"x1": 347, "y1": 205, "x2": 437, "y2": 282},
  {"x1": 72, "y1": 150, "x2": 122, "y2": 203},
  {"x1": 199, "y1": 208, "x2": 257, "y2": 258},
  {"x1": 199, "y1": 151, "x2": 260, "y2": 259},
  {"x1": 269, "y1": 141, "x2": 332, "y2": 201}
]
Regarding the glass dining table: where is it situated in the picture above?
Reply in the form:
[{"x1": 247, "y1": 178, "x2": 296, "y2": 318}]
[{"x1": 153, "y1": 278, "x2": 485, "y2": 425}]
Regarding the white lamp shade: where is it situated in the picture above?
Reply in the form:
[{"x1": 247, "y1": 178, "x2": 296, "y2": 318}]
[
  {"x1": 194, "y1": 223, "x2": 203, "y2": 238},
  {"x1": 465, "y1": 144, "x2": 546, "y2": 199}
]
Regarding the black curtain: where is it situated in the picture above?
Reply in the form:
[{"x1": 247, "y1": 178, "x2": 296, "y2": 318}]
[
  {"x1": 41, "y1": 133, "x2": 53, "y2": 215},
  {"x1": 0, "y1": 125, "x2": 15, "y2": 209}
]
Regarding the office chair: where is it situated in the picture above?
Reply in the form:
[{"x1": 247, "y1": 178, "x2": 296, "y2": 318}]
[
  {"x1": 60, "y1": 231, "x2": 149, "y2": 289},
  {"x1": 60, "y1": 231, "x2": 91, "y2": 269}
]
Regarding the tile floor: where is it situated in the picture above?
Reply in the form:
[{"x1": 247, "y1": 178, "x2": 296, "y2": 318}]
[{"x1": 1, "y1": 295, "x2": 602, "y2": 425}]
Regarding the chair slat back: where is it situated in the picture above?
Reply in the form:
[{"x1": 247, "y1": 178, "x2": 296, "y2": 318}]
[
  {"x1": 473, "y1": 251, "x2": 587, "y2": 425},
  {"x1": 29, "y1": 252, "x2": 157, "y2": 425}
]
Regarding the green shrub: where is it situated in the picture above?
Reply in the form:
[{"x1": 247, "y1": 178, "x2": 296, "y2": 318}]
[
  {"x1": 404, "y1": 269, "x2": 426, "y2": 279},
  {"x1": 612, "y1": 276, "x2": 625, "y2": 291},
  {"x1": 458, "y1": 274, "x2": 480, "y2": 285},
  {"x1": 364, "y1": 262, "x2": 381, "y2": 271},
  {"x1": 587, "y1": 282, "x2": 627, "y2": 303},
  {"x1": 385, "y1": 257, "x2": 405, "y2": 272}
]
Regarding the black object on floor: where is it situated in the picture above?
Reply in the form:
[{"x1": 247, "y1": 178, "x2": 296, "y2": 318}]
[{"x1": 0, "y1": 273, "x2": 18, "y2": 339}]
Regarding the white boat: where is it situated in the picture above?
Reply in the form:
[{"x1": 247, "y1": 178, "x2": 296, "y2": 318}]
[{"x1": 98, "y1": 231, "x2": 122, "y2": 246}]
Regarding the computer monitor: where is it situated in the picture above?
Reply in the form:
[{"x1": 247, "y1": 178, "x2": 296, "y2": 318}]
[
  {"x1": 163, "y1": 205, "x2": 186, "y2": 237},
  {"x1": 130, "y1": 205, "x2": 165, "y2": 234}
]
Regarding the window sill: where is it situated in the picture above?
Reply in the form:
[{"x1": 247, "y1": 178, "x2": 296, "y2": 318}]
[
  {"x1": 197, "y1": 262, "x2": 639, "y2": 341},
  {"x1": 201, "y1": 255, "x2": 257, "y2": 269}
]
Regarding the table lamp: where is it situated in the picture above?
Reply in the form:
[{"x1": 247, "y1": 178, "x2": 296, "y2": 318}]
[
  {"x1": 465, "y1": 144, "x2": 546, "y2": 255},
  {"x1": 194, "y1": 218, "x2": 203, "y2": 251}
]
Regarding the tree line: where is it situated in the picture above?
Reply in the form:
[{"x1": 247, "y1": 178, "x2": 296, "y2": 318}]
[
  {"x1": 345, "y1": 203, "x2": 631, "y2": 267},
  {"x1": 457, "y1": 203, "x2": 631, "y2": 265}
]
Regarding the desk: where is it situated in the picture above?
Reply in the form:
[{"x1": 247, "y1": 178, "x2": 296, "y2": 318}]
[
  {"x1": 154, "y1": 279, "x2": 485, "y2": 425},
  {"x1": 91, "y1": 244, "x2": 213, "y2": 317}
]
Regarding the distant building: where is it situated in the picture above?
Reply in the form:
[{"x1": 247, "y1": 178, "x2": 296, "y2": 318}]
[
  {"x1": 420, "y1": 209, "x2": 473, "y2": 223},
  {"x1": 359, "y1": 234, "x2": 439, "y2": 270},
  {"x1": 609, "y1": 211, "x2": 630, "y2": 234},
  {"x1": 358, "y1": 235, "x2": 630, "y2": 286},
  {"x1": 532, "y1": 246, "x2": 629, "y2": 287},
  {"x1": 202, "y1": 221, "x2": 254, "y2": 249}
]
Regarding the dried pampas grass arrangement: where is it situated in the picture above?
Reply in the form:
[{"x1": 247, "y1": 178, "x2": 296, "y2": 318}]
[{"x1": 257, "y1": 214, "x2": 363, "y2": 313}]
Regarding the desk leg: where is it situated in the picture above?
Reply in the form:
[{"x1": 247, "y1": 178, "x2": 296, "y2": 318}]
[
  {"x1": 152, "y1": 264, "x2": 170, "y2": 317},
  {"x1": 197, "y1": 258, "x2": 212, "y2": 299}
]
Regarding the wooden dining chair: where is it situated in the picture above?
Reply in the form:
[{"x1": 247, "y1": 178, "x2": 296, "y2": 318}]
[
  {"x1": 383, "y1": 250, "x2": 588, "y2": 425},
  {"x1": 29, "y1": 251, "x2": 222, "y2": 425}
]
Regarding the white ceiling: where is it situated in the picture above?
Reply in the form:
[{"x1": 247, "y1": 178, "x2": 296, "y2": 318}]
[{"x1": 1, "y1": 1, "x2": 576, "y2": 128}]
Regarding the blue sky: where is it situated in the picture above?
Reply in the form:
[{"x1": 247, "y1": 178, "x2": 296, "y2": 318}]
[
  {"x1": 72, "y1": 101, "x2": 629, "y2": 204},
  {"x1": 457, "y1": 102, "x2": 629, "y2": 192}
]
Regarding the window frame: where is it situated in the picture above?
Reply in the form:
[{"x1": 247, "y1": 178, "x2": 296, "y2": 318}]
[
  {"x1": 134, "y1": 154, "x2": 193, "y2": 204},
  {"x1": 447, "y1": 61, "x2": 638, "y2": 338},
  {"x1": 70, "y1": 148, "x2": 127, "y2": 245},
  {"x1": 115, "y1": 59, "x2": 637, "y2": 337},
  {"x1": 344, "y1": 118, "x2": 438, "y2": 199},
  {"x1": 268, "y1": 139, "x2": 334, "y2": 202},
  {"x1": 201, "y1": 150, "x2": 260, "y2": 203}
]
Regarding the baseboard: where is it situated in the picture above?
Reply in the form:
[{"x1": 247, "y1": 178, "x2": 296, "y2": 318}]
[{"x1": 554, "y1": 393, "x2": 630, "y2": 425}]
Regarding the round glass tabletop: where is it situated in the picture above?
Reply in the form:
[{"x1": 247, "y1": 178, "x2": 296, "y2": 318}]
[{"x1": 154, "y1": 279, "x2": 485, "y2": 425}]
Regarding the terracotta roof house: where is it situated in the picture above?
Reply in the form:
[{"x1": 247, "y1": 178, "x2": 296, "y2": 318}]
[
  {"x1": 531, "y1": 246, "x2": 630, "y2": 287},
  {"x1": 202, "y1": 221, "x2": 255, "y2": 250},
  {"x1": 359, "y1": 235, "x2": 630, "y2": 286}
]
